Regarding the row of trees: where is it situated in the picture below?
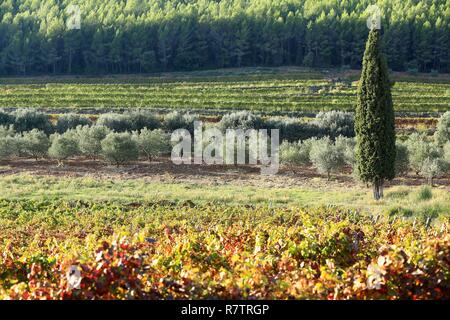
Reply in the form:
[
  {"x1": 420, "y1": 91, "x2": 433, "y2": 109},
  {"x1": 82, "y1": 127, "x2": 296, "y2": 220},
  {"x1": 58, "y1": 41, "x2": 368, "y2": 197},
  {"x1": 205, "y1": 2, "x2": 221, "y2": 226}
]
[
  {"x1": 1, "y1": 110, "x2": 448, "y2": 178},
  {"x1": 0, "y1": 0, "x2": 449, "y2": 75},
  {"x1": 0, "y1": 108, "x2": 356, "y2": 141},
  {"x1": 280, "y1": 132, "x2": 450, "y2": 185},
  {"x1": 0, "y1": 125, "x2": 171, "y2": 166},
  {"x1": 0, "y1": 109, "x2": 196, "y2": 134}
]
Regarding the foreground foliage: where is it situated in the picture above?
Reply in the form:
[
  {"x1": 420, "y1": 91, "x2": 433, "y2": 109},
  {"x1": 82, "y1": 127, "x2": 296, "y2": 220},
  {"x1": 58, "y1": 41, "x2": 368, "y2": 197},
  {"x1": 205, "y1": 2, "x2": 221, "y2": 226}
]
[{"x1": 0, "y1": 201, "x2": 448, "y2": 300}]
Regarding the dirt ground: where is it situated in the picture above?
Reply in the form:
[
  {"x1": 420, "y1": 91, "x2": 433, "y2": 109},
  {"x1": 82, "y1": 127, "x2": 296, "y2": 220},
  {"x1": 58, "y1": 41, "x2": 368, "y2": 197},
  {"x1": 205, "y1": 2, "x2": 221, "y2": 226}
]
[{"x1": 0, "y1": 158, "x2": 449, "y2": 191}]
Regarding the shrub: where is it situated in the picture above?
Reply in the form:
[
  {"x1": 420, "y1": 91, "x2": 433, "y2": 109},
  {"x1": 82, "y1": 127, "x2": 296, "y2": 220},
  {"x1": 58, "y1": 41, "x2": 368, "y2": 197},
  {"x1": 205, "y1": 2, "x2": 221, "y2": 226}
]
[
  {"x1": 385, "y1": 206, "x2": 414, "y2": 218},
  {"x1": 280, "y1": 142, "x2": 303, "y2": 166},
  {"x1": 75, "y1": 125, "x2": 110, "y2": 160},
  {"x1": 405, "y1": 133, "x2": 441, "y2": 174},
  {"x1": 0, "y1": 110, "x2": 13, "y2": 127},
  {"x1": 417, "y1": 186, "x2": 433, "y2": 201},
  {"x1": 309, "y1": 137, "x2": 345, "y2": 180},
  {"x1": 385, "y1": 188, "x2": 410, "y2": 199},
  {"x1": 96, "y1": 113, "x2": 130, "y2": 132},
  {"x1": 20, "y1": 129, "x2": 50, "y2": 160},
  {"x1": 218, "y1": 111, "x2": 264, "y2": 131},
  {"x1": 133, "y1": 128, "x2": 171, "y2": 162},
  {"x1": 13, "y1": 109, "x2": 53, "y2": 134},
  {"x1": 267, "y1": 111, "x2": 355, "y2": 143},
  {"x1": 280, "y1": 137, "x2": 317, "y2": 167},
  {"x1": 395, "y1": 142, "x2": 409, "y2": 176},
  {"x1": 420, "y1": 157, "x2": 445, "y2": 186},
  {"x1": 278, "y1": 120, "x2": 310, "y2": 142},
  {"x1": 335, "y1": 136, "x2": 355, "y2": 166},
  {"x1": 313, "y1": 111, "x2": 354, "y2": 139},
  {"x1": 0, "y1": 136, "x2": 19, "y2": 160},
  {"x1": 163, "y1": 111, "x2": 197, "y2": 134},
  {"x1": 101, "y1": 132, "x2": 139, "y2": 166},
  {"x1": 55, "y1": 113, "x2": 91, "y2": 133},
  {"x1": 444, "y1": 142, "x2": 450, "y2": 165},
  {"x1": 124, "y1": 110, "x2": 160, "y2": 131},
  {"x1": 48, "y1": 133, "x2": 80, "y2": 166},
  {"x1": 434, "y1": 111, "x2": 450, "y2": 146},
  {"x1": 0, "y1": 125, "x2": 15, "y2": 138},
  {"x1": 267, "y1": 118, "x2": 324, "y2": 142}
]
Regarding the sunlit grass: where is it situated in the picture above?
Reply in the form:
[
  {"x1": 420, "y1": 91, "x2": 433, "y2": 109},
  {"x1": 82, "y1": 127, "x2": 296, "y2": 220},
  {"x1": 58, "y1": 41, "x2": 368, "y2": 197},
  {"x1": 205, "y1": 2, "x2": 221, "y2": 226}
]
[{"x1": 0, "y1": 174, "x2": 448, "y2": 218}]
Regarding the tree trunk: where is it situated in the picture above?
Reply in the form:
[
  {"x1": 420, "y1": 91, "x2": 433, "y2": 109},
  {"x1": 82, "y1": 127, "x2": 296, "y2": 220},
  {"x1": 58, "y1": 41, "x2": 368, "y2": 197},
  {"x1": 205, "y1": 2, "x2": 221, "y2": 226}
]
[
  {"x1": 379, "y1": 181, "x2": 384, "y2": 199},
  {"x1": 68, "y1": 49, "x2": 72, "y2": 74},
  {"x1": 372, "y1": 180, "x2": 384, "y2": 200},
  {"x1": 372, "y1": 183, "x2": 379, "y2": 200}
]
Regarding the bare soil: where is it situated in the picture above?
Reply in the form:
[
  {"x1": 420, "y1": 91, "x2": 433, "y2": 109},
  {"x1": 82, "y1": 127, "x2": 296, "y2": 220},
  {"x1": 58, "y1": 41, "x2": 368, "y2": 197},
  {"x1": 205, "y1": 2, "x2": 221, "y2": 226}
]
[{"x1": 0, "y1": 157, "x2": 449, "y2": 190}]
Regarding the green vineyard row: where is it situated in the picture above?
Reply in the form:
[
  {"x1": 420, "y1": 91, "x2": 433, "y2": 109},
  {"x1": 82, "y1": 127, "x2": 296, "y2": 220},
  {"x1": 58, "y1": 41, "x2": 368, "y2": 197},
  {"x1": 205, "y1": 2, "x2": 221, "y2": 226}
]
[{"x1": 1, "y1": 79, "x2": 449, "y2": 113}]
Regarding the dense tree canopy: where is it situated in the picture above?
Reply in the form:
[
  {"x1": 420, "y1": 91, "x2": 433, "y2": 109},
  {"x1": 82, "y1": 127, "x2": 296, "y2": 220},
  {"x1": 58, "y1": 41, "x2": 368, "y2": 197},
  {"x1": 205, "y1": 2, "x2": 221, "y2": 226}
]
[
  {"x1": 0, "y1": 0, "x2": 449, "y2": 75},
  {"x1": 355, "y1": 29, "x2": 396, "y2": 200}
]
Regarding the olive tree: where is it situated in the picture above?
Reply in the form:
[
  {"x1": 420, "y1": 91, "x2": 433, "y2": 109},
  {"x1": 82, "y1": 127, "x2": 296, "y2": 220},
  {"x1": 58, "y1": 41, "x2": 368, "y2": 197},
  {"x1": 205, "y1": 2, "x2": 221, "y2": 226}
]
[
  {"x1": 405, "y1": 133, "x2": 441, "y2": 175},
  {"x1": 75, "y1": 125, "x2": 110, "y2": 160},
  {"x1": 420, "y1": 157, "x2": 445, "y2": 186},
  {"x1": 101, "y1": 132, "x2": 139, "y2": 167},
  {"x1": 218, "y1": 111, "x2": 264, "y2": 131},
  {"x1": 280, "y1": 142, "x2": 302, "y2": 168},
  {"x1": 280, "y1": 138, "x2": 316, "y2": 167},
  {"x1": 20, "y1": 129, "x2": 50, "y2": 160},
  {"x1": 55, "y1": 113, "x2": 91, "y2": 133},
  {"x1": 133, "y1": 128, "x2": 171, "y2": 162},
  {"x1": 0, "y1": 125, "x2": 15, "y2": 138},
  {"x1": 434, "y1": 111, "x2": 450, "y2": 146},
  {"x1": 309, "y1": 137, "x2": 345, "y2": 180},
  {"x1": 0, "y1": 125, "x2": 19, "y2": 159},
  {"x1": 125, "y1": 110, "x2": 160, "y2": 131},
  {"x1": 48, "y1": 133, "x2": 80, "y2": 166},
  {"x1": 13, "y1": 109, "x2": 53, "y2": 134},
  {"x1": 335, "y1": 136, "x2": 356, "y2": 166},
  {"x1": 0, "y1": 136, "x2": 19, "y2": 160},
  {"x1": 96, "y1": 113, "x2": 131, "y2": 132},
  {"x1": 313, "y1": 111, "x2": 355, "y2": 139},
  {"x1": 163, "y1": 111, "x2": 198, "y2": 134},
  {"x1": 444, "y1": 141, "x2": 450, "y2": 164}
]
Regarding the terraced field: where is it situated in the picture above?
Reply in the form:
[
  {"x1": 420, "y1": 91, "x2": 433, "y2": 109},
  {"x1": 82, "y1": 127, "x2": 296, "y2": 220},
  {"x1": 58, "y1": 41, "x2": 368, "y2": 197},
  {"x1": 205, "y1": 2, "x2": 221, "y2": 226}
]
[{"x1": 0, "y1": 69, "x2": 448, "y2": 114}]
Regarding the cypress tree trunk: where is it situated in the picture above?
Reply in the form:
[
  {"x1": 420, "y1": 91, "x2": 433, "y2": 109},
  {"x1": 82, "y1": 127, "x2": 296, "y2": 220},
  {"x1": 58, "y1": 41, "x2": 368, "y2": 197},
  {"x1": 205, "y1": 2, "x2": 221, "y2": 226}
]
[
  {"x1": 372, "y1": 183, "x2": 379, "y2": 200},
  {"x1": 355, "y1": 30, "x2": 396, "y2": 200},
  {"x1": 372, "y1": 179, "x2": 385, "y2": 200}
]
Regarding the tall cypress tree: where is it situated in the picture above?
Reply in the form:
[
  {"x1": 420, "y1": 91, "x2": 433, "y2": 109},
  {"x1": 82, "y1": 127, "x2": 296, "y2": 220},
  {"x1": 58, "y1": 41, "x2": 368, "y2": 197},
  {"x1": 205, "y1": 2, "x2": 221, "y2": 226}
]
[{"x1": 355, "y1": 29, "x2": 396, "y2": 200}]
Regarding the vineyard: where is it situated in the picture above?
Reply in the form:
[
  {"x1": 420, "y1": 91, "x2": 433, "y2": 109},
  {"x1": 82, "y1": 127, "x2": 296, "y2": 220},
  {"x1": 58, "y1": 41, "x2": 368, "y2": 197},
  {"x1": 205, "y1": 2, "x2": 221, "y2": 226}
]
[
  {"x1": 0, "y1": 200, "x2": 448, "y2": 300},
  {"x1": 0, "y1": 69, "x2": 449, "y2": 113},
  {"x1": 1, "y1": 0, "x2": 449, "y2": 306},
  {"x1": 0, "y1": 67, "x2": 449, "y2": 301}
]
